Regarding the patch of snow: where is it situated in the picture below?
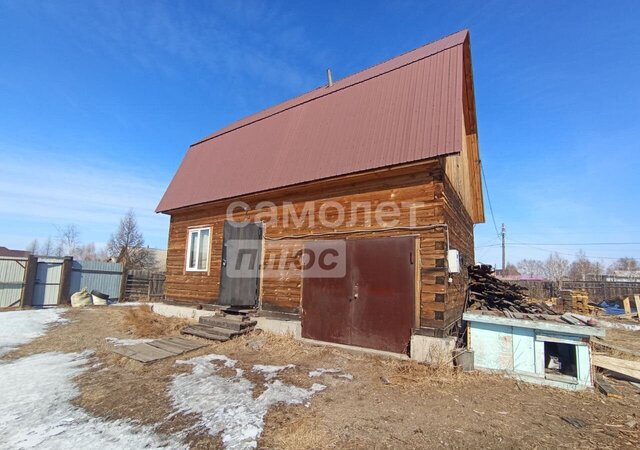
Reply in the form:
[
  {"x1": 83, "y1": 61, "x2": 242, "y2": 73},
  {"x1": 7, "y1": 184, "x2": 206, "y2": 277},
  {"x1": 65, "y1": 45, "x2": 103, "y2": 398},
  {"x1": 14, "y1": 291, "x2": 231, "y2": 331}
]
[
  {"x1": 0, "y1": 351, "x2": 184, "y2": 449},
  {"x1": 0, "y1": 309, "x2": 67, "y2": 356},
  {"x1": 105, "y1": 337, "x2": 154, "y2": 346},
  {"x1": 170, "y1": 355, "x2": 325, "y2": 449},
  {"x1": 252, "y1": 364, "x2": 295, "y2": 380},
  {"x1": 309, "y1": 367, "x2": 353, "y2": 380}
]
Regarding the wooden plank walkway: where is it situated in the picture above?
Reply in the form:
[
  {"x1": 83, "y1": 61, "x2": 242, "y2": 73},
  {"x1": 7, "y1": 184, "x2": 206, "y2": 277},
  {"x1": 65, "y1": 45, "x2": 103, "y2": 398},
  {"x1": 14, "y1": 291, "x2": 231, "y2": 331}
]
[{"x1": 111, "y1": 336, "x2": 206, "y2": 363}]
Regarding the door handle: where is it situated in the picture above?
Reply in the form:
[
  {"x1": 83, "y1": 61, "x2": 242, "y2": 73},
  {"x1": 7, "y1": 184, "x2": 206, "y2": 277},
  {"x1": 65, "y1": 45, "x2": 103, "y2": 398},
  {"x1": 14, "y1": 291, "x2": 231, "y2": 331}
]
[{"x1": 352, "y1": 283, "x2": 359, "y2": 301}]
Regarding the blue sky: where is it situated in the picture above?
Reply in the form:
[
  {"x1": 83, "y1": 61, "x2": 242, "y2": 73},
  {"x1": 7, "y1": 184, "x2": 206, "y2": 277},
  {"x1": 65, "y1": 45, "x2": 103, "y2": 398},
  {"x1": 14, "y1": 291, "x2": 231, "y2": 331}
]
[{"x1": 0, "y1": 0, "x2": 638, "y2": 267}]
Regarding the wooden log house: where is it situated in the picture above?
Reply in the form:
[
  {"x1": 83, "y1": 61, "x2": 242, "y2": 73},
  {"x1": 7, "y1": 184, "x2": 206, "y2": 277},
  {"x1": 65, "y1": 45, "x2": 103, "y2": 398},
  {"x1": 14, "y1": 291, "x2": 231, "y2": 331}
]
[{"x1": 157, "y1": 30, "x2": 485, "y2": 354}]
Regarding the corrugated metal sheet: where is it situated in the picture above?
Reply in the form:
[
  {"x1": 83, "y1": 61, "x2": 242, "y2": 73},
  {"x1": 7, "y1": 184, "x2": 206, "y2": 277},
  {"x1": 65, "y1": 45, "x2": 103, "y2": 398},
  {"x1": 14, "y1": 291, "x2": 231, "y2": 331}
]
[
  {"x1": 157, "y1": 30, "x2": 469, "y2": 212},
  {"x1": 70, "y1": 260, "x2": 124, "y2": 300},
  {"x1": 0, "y1": 257, "x2": 26, "y2": 307},
  {"x1": 33, "y1": 258, "x2": 63, "y2": 307},
  {"x1": 0, "y1": 257, "x2": 125, "y2": 307}
]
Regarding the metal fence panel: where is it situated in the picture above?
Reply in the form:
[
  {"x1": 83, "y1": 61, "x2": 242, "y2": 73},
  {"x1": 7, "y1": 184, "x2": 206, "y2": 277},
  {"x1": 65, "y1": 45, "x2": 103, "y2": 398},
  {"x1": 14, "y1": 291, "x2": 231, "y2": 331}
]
[
  {"x1": 32, "y1": 258, "x2": 63, "y2": 307},
  {"x1": 0, "y1": 257, "x2": 27, "y2": 307},
  {"x1": 70, "y1": 260, "x2": 123, "y2": 300}
]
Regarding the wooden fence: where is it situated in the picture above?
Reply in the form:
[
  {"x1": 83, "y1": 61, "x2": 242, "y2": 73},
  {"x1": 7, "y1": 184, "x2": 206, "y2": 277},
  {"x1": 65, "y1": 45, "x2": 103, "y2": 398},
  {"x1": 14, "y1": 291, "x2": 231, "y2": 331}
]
[
  {"x1": 123, "y1": 270, "x2": 165, "y2": 302},
  {"x1": 508, "y1": 279, "x2": 640, "y2": 301}
]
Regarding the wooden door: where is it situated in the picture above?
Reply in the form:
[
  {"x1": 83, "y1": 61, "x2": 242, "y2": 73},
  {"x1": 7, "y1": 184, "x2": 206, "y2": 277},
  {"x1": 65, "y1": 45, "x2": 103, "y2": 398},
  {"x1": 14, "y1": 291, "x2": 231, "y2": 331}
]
[{"x1": 218, "y1": 221, "x2": 263, "y2": 307}]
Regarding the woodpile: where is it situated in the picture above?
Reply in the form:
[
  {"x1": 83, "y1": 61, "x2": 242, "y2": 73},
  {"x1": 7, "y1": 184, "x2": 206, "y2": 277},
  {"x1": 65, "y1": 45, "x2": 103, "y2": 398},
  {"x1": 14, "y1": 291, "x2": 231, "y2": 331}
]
[
  {"x1": 467, "y1": 264, "x2": 556, "y2": 314},
  {"x1": 558, "y1": 289, "x2": 591, "y2": 314}
]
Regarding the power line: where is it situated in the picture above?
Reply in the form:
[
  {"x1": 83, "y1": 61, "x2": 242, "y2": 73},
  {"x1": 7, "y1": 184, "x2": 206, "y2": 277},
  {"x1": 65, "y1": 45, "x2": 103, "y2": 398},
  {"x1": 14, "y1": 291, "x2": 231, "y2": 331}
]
[
  {"x1": 476, "y1": 241, "x2": 640, "y2": 261},
  {"x1": 508, "y1": 242, "x2": 640, "y2": 246},
  {"x1": 500, "y1": 238, "x2": 639, "y2": 260},
  {"x1": 477, "y1": 242, "x2": 640, "y2": 248},
  {"x1": 480, "y1": 161, "x2": 499, "y2": 238}
]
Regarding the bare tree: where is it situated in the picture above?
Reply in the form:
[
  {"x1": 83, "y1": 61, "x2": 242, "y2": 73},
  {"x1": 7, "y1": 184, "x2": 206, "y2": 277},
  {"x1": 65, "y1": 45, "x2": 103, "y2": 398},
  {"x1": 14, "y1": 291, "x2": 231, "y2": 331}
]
[
  {"x1": 593, "y1": 261, "x2": 605, "y2": 278},
  {"x1": 568, "y1": 250, "x2": 603, "y2": 281},
  {"x1": 40, "y1": 236, "x2": 58, "y2": 257},
  {"x1": 517, "y1": 258, "x2": 545, "y2": 277},
  {"x1": 608, "y1": 257, "x2": 639, "y2": 273},
  {"x1": 500, "y1": 263, "x2": 520, "y2": 277},
  {"x1": 106, "y1": 210, "x2": 155, "y2": 270},
  {"x1": 76, "y1": 242, "x2": 99, "y2": 261},
  {"x1": 26, "y1": 239, "x2": 39, "y2": 255},
  {"x1": 56, "y1": 225, "x2": 81, "y2": 257},
  {"x1": 542, "y1": 252, "x2": 569, "y2": 288}
]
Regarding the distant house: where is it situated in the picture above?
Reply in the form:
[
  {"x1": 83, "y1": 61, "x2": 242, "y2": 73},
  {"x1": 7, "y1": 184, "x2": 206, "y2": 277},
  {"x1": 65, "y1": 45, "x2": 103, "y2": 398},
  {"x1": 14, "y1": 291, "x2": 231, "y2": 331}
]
[
  {"x1": 157, "y1": 30, "x2": 485, "y2": 354},
  {"x1": 0, "y1": 246, "x2": 30, "y2": 258},
  {"x1": 604, "y1": 270, "x2": 640, "y2": 282}
]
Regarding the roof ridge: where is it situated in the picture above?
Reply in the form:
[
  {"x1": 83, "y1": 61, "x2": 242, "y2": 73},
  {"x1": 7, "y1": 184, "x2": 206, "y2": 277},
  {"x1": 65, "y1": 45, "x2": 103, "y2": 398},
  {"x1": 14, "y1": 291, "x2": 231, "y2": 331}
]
[
  {"x1": 331, "y1": 28, "x2": 469, "y2": 85},
  {"x1": 190, "y1": 29, "x2": 468, "y2": 148}
]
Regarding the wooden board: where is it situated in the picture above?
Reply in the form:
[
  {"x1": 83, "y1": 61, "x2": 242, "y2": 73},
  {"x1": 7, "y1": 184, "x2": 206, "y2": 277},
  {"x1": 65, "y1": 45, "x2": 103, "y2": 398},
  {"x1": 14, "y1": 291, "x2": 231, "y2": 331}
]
[
  {"x1": 595, "y1": 374, "x2": 623, "y2": 398},
  {"x1": 112, "y1": 343, "x2": 175, "y2": 363},
  {"x1": 635, "y1": 295, "x2": 640, "y2": 319},
  {"x1": 163, "y1": 336, "x2": 205, "y2": 350},
  {"x1": 593, "y1": 354, "x2": 640, "y2": 382},
  {"x1": 111, "y1": 337, "x2": 206, "y2": 363},
  {"x1": 147, "y1": 340, "x2": 195, "y2": 355}
]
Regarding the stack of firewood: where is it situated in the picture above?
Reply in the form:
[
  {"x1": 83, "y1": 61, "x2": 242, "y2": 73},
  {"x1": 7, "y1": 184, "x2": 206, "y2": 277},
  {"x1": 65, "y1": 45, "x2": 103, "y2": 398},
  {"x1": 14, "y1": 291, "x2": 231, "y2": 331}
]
[{"x1": 467, "y1": 264, "x2": 556, "y2": 314}]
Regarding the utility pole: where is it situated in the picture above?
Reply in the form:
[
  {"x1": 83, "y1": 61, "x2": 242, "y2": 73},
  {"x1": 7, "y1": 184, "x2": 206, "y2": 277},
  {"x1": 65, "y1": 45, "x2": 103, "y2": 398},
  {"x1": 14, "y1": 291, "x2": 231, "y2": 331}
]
[{"x1": 501, "y1": 223, "x2": 506, "y2": 271}]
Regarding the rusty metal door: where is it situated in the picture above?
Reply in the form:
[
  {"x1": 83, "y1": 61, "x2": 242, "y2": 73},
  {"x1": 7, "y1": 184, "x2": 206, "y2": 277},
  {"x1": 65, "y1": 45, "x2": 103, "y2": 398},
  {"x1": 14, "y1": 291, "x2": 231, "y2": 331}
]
[{"x1": 302, "y1": 236, "x2": 415, "y2": 354}]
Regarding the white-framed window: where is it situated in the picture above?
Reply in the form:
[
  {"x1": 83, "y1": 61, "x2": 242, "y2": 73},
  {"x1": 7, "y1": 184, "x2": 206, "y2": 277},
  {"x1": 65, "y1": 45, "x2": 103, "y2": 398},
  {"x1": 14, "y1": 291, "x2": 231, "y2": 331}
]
[{"x1": 186, "y1": 227, "x2": 210, "y2": 271}]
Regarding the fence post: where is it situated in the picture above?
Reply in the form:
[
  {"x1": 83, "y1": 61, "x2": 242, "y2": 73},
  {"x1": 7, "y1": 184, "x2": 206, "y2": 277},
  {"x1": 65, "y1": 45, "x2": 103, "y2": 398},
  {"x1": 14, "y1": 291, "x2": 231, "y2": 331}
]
[
  {"x1": 119, "y1": 267, "x2": 128, "y2": 302},
  {"x1": 20, "y1": 255, "x2": 37, "y2": 308},
  {"x1": 57, "y1": 257, "x2": 73, "y2": 305}
]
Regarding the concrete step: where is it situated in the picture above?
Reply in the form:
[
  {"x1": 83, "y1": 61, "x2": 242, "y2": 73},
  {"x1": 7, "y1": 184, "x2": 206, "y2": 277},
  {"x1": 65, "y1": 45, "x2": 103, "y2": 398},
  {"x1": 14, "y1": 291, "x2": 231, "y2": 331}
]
[
  {"x1": 199, "y1": 316, "x2": 257, "y2": 331},
  {"x1": 181, "y1": 325, "x2": 230, "y2": 342}
]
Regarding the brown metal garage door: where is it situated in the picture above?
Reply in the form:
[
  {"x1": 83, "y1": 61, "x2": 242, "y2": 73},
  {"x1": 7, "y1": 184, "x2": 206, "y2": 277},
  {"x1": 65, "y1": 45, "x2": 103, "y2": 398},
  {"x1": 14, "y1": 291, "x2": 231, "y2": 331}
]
[{"x1": 302, "y1": 236, "x2": 415, "y2": 354}]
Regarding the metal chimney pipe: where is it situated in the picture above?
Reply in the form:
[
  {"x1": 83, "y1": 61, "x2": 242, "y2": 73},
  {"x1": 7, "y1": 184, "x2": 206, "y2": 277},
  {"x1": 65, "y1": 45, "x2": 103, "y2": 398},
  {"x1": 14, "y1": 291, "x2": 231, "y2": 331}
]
[{"x1": 326, "y1": 68, "x2": 333, "y2": 87}]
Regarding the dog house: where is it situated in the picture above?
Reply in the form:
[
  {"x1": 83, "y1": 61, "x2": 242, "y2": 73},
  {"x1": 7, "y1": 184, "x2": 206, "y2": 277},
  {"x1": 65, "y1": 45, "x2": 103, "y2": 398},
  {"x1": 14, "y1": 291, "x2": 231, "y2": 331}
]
[{"x1": 463, "y1": 311, "x2": 605, "y2": 390}]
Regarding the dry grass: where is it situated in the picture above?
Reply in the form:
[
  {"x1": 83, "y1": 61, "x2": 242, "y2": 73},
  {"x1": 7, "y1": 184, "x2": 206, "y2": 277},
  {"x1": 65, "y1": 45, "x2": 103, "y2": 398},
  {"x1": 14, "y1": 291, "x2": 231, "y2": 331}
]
[
  {"x1": 270, "y1": 416, "x2": 338, "y2": 450},
  {"x1": 6, "y1": 306, "x2": 640, "y2": 449},
  {"x1": 380, "y1": 358, "x2": 462, "y2": 388},
  {"x1": 122, "y1": 305, "x2": 190, "y2": 338},
  {"x1": 221, "y1": 330, "x2": 334, "y2": 361}
]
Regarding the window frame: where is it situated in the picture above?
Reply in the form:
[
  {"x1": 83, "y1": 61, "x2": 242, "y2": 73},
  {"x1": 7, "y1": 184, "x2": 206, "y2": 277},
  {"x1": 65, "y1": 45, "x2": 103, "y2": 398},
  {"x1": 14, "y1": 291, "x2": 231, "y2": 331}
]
[{"x1": 185, "y1": 227, "x2": 211, "y2": 272}]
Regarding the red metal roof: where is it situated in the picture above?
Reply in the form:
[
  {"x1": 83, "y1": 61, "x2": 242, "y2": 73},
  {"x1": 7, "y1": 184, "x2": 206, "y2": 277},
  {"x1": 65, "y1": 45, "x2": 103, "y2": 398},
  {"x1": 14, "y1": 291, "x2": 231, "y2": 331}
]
[
  {"x1": 0, "y1": 246, "x2": 29, "y2": 258},
  {"x1": 157, "y1": 30, "x2": 469, "y2": 213}
]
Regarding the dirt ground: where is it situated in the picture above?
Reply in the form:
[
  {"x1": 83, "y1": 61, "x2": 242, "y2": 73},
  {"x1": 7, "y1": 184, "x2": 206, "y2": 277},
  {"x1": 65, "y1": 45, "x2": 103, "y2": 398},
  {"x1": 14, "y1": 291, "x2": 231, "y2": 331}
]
[{"x1": 4, "y1": 306, "x2": 640, "y2": 449}]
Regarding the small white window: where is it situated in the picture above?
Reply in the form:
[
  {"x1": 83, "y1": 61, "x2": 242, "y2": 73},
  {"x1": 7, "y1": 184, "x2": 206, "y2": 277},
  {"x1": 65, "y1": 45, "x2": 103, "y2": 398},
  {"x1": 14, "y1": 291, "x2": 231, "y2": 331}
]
[{"x1": 186, "y1": 227, "x2": 210, "y2": 271}]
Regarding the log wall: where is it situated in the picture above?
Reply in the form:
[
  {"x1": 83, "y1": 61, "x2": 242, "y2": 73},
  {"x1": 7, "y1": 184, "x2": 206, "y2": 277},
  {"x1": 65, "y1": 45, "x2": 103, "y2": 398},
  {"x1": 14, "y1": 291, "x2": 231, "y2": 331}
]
[{"x1": 165, "y1": 160, "x2": 475, "y2": 331}]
